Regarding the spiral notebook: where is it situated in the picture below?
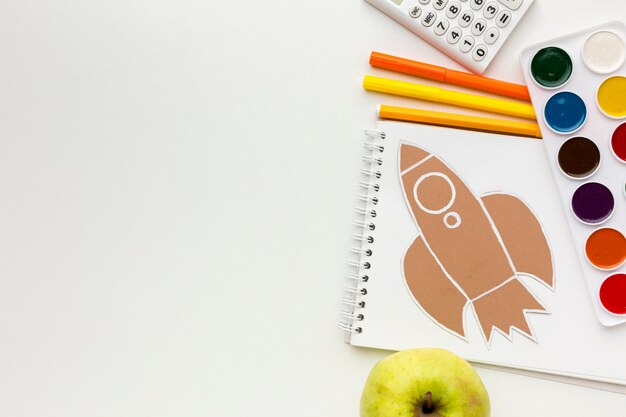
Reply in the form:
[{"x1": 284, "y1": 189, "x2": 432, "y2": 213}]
[{"x1": 341, "y1": 121, "x2": 626, "y2": 386}]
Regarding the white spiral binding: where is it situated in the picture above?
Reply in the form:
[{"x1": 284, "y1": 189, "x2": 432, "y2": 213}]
[
  {"x1": 356, "y1": 193, "x2": 379, "y2": 206},
  {"x1": 342, "y1": 296, "x2": 366, "y2": 308},
  {"x1": 363, "y1": 142, "x2": 385, "y2": 153},
  {"x1": 360, "y1": 168, "x2": 382, "y2": 179},
  {"x1": 351, "y1": 233, "x2": 374, "y2": 244},
  {"x1": 338, "y1": 129, "x2": 385, "y2": 336},
  {"x1": 362, "y1": 155, "x2": 383, "y2": 166},
  {"x1": 364, "y1": 129, "x2": 386, "y2": 140},
  {"x1": 352, "y1": 219, "x2": 376, "y2": 231},
  {"x1": 340, "y1": 310, "x2": 365, "y2": 321},
  {"x1": 354, "y1": 207, "x2": 377, "y2": 219}
]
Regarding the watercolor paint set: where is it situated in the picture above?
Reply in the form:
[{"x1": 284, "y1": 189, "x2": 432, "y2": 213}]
[{"x1": 521, "y1": 22, "x2": 626, "y2": 326}]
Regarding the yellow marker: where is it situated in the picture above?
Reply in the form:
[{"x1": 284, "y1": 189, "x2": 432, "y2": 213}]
[
  {"x1": 364, "y1": 75, "x2": 537, "y2": 121},
  {"x1": 378, "y1": 104, "x2": 543, "y2": 138}
]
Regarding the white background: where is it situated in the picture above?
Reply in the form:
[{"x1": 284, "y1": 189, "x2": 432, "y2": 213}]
[{"x1": 1, "y1": 0, "x2": 625, "y2": 416}]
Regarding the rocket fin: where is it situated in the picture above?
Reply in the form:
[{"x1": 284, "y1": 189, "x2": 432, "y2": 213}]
[
  {"x1": 404, "y1": 235, "x2": 469, "y2": 337},
  {"x1": 472, "y1": 278, "x2": 545, "y2": 342},
  {"x1": 481, "y1": 193, "x2": 554, "y2": 289}
]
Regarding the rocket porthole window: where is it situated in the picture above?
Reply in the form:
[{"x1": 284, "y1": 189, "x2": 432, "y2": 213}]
[
  {"x1": 413, "y1": 172, "x2": 457, "y2": 215},
  {"x1": 444, "y1": 212, "x2": 462, "y2": 229}
]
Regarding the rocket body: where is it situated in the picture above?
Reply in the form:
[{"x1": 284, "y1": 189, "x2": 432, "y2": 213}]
[
  {"x1": 398, "y1": 143, "x2": 554, "y2": 341},
  {"x1": 400, "y1": 148, "x2": 514, "y2": 299}
]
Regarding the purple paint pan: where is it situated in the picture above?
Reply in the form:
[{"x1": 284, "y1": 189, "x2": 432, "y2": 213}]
[{"x1": 571, "y1": 182, "x2": 615, "y2": 225}]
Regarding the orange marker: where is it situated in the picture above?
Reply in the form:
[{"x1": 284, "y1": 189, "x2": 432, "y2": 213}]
[
  {"x1": 378, "y1": 105, "x2": 542, "y2": 138},
  {"x1": 370, "y1": 51, "x2": 531, "y2": 102}
]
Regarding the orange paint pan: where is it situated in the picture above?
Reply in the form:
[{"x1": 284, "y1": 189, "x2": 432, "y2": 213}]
[
  {"x1": 585, "y1": 228, "x2": 626, "y2": 270},
  {"x1": 370, "y1": 51, "x2": 531, "y2": 102}
]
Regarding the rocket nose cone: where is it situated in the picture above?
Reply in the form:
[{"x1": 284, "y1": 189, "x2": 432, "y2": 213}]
[{"x1": 400, "y1": 144, "x2": 431, "y2": 172}]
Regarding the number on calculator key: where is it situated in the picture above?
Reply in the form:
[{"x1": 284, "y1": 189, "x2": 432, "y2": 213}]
[
  {"x1": 470, "y1": 0, "x2": 485, "y2": 10},
  {"x1": 458, "y1": 10, "x2": 473, "y2": 27},
  {"x1": 483, "y1": 2, "x2": 499, "y2": 18},
  {"x1": 472, "y1": 44, "x2": 488, "y2": 61},
  {"x1": 447, "y1": 27, "x2": 462, "y2": 44},
  {"x1": 471, "y1": 18, "x2": 487, "y2": 35},
  {"x1": 446, "y1": 2, "x2": 461, "y2": 18},
  {"x1": 460, "y1": 35, "x2": 475, "y2": 52},
  {"x1": 434, "y1": 19, "x2": 450, "y2": 35}
]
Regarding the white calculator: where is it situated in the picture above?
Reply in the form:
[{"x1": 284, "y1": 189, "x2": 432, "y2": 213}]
[{"x1": 365, "y1": 0, "x2": 534, "y2": 74}]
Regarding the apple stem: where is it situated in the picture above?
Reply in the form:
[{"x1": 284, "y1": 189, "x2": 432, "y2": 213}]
[{"x1": 423, "y1": 392, "x2": 434, "y2": 414}]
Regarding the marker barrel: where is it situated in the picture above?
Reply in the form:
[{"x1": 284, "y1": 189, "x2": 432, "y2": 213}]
[
  {"x1": 364, "y1": 75, "x2": 536, "y2": 120},
  {"x1": 378, "y1": 104, "x2": 542, "y2": 138},
  {"x1": 370, "y1": 52, "x2": 531, "y2": 102}
]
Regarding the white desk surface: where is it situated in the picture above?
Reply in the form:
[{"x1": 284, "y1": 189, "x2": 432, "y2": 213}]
[{"x1": 1, "y1": 1, "x2": 625, "y2": 415}]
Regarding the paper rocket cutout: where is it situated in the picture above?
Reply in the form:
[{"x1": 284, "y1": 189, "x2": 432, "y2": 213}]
[{"x1": 399, "y1": 143, "x2": 554, "y2": 344}]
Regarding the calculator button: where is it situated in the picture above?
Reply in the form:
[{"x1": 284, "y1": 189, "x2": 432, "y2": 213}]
[
  {"x1": 483, "y1": 2, "x2": 499, "y2": 18},
  {"x1": 422, "y1": 11, "x2": 437, "y2": 27},
  {"x1": 433, "y1": 0, "x2": 449, "y2": 10},
  {"x1": 434, "y1": 18, "x2": 450, "y2": 35},
  {"x1": 471, "y1": 18, "x2": 487, "y2": 35},
  {"x1": 408, "y1": 5, "x2": 422, "y2": 18},
  {"x1": 470, "y1": 0, "x2": 485, "y2": 10},
  {"x1": 447, "y1": 27, "x2": 462, "y2": 44},
  {"x1": 496, "y1": 9, "x2": 512, "y2": 27},
  {"x1": 419, "y1": 0, "x2": 431, "y2": 4},
  {"x1": 460, "y1": 35, "x2": 475, "y2": 52},
  {"x1": 458, "y1": 10, "x2": 474, "y2": 27},
  {"x1": 497, "y1": 0, "x2": 522, "y2": 10},
  {"x1": 484, "y1": 27, "x2": 500, "y2": 44},
  {"x1": 445, "y1": 1, "x2": 461, "y2": 18},
  {"x1": 472, "y1": 44, "x2": 488, "y2": 61}
]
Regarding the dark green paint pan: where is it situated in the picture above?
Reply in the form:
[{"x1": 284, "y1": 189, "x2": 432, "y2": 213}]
[{"x1": 531, "y1": 47, "x2": 573, "y2": 88}]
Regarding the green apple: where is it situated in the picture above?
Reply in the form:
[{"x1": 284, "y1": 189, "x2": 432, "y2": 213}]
[{"x1": 360, "y1": 348, "x2": 490, "y2": 417}]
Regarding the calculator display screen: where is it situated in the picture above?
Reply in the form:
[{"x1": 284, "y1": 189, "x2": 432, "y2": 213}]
[{"x1": 390, "y1": 0, "x2": 403, "y2": 5}]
